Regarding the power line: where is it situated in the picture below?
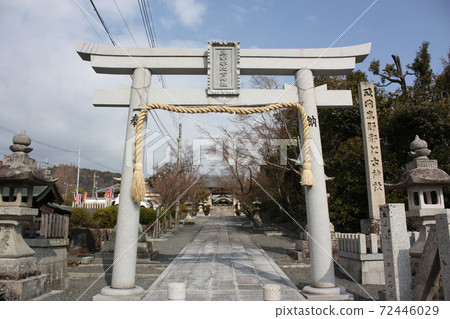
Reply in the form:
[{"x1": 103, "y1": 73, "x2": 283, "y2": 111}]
[
  {"x1": 114, "y1": 0, "x2": 138, "y2": 46},
  {"x1": 0, "y1": 124, "x2": 74, "y2": 153},
  {"x1": 89, "y1": 0, "x2": 174, "y2": 152},
  {"x1": 71, "y1": 1, "x2": 187, "y2": 161},
  {"x1": 135, "y1": 0, "x2": 177, "y2": 143},
  {"x1": 80, "y1": 152, "x2": 119, "y2": 172},
  {"x1": 72, "y1": 1, "x2": 176, "y2": 157},
  {"x1": 114, "y1": 0, "x2": 175, "y2": 144},
  {"x1": 90, "y1": 0, "x2": 117, "y2": 46},
  {"x1": 137, "y1": 0, "x2": 166, "y2": 88},
  {"x1": 71, "y1": 0, "x2": 224, "y2": 144},
  {"x1": 70, "y1": 0, "x2": 104, "y2": 43},
  {"x1": 0, "y1": 124, "x2": 120, "y2": 172},
  {"x1": 147, "y1": 111, "x2": 178, "y2": 153},
  {"x1": 138, "y1": 0, "x2": 155, "y2": 47}
]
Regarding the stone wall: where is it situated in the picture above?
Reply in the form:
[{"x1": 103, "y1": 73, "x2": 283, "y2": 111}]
[
  {"x1": 68, "y1": 228, "x2": 113, "y2": 256},
  {"x1": 25, "y1": 238, "x2": 69, "y2": 290}
]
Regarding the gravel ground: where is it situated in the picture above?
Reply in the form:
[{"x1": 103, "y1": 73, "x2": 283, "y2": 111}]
[
  {"x1": 65, "y1": 216, "x2": 382, "y2": 301},
  {"x1": 244, "y1": 222, "x2": 383, "y2": 301}
]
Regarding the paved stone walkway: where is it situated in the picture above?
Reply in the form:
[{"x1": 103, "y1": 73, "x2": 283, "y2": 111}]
[{"x1": 142, "y1": 216, "x2": 305, "y2": 301}]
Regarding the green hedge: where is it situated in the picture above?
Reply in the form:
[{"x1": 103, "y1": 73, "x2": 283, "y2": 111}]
[
  {"x1": 69, "y1": 208, "x2": 94, "y2": 228},
  {"x1": 93, "y1": 206, "x2": 118, "y2": 228},
  {"x1": 139, "y1": 207, "x2": 157, "y2": 225},
  {"x1": 69, "y1": 206, "x2": 157, "y2": 229}
]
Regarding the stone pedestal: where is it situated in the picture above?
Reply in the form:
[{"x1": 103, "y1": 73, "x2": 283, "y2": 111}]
[
  {"x1": 288, "y1": 235, "x2": 310, "y2": 262},
  {"x1": 435, "y1": 211, "x2": 450, "y2": 301},
  {"x1": 101, "y1": 225, "x2": 155, "y2": 261},
  {"x1": 406, "y1": 208, "x2": 440, "y2": 267},
  {"x1": 196, "y1": 211, "x2": 205, "y2": 217},
  {"x1": 0, "y1": 208, "x2": 37, "y2": 258},
  {"x1": 380, "y1": 204, "x2": 412, "y2": 301},
  {"x1": 24, "y1": 238, "x2": 69, "y2": 290},
  {"x1": 196, "y1": 203, "x2": 205, "y2": 216},
  {"x1": 412, "y1": 226, "x2": 440, "y2": 300},
  {"x1": 93, "y1": 286, "x2": 145, "y2": 301},
  {"x1": 252, "y1": 211, "x2": 262, "y2": 226},
  {"x1": 0, "y1": 273, "x2": 51, "y2": 301},
  {"x1": 302, "y1": 285, "x2": 353, "y2": 301},
  {"x1": 183, "y1": 213, "x2": 195, "y2": 225},
  {"x1": 0, "y1": 208, "x2": 52, "y2": 300}
]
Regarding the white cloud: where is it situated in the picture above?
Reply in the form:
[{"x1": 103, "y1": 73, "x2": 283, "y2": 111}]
[
  {"x1": 160, "y1": 16, "x2": 176, "y2": 29},
  {"x1": 165, "y1": 0, "x2": 206, "y2": 28},
  {"x1": 305, "y1": 15, "x2": 318, "y2": 22},
  {"x1": 0, "y1": 0, "x2": 129, "y2": 172},
  {"x1": 166, "y1": 39, "x2": 204, "y2": 48},
  {"x1": 231, "y1": 4, "x2": 246, "y2": 25}
]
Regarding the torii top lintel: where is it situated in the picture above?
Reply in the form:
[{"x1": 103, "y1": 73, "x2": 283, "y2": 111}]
[{"x1": 75, "y1": 41, "x2": 371, "y2": 76}]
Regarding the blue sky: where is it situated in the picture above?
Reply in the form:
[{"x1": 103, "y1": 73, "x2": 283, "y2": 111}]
[{"x1": 0, "y1": 0, "x2": 448, "y2": 178}]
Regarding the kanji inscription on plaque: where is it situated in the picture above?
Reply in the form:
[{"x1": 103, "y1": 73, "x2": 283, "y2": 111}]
[{"x1": 208, "y1": 41, "x2": 240, "y2": 95}]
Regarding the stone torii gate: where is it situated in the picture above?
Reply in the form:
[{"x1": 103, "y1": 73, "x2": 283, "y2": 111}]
[{"x1": 76, "y1": 40, "x2": 371, "y2": 301}]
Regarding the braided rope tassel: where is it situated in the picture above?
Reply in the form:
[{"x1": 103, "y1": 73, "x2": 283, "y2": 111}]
[
  {"x1": 296, "y1": 103, "x2": 314, "y2": 187},
  {"x1": 130, "y1": 110, "x2": 149, "y2": 204},
  {"x1": 131, "y1": 102, "x2": 313, "y2": 204}
]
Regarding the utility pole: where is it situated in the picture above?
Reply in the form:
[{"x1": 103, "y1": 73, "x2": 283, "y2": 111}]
[
  {"x1": 92, "y1": 172, "x2": 97, "y2": 198},
  {"x1": 175, "y1": 123, "x2": 182, "y2": 224},
  {"x1": 177, "y1": 123, "x2": 182, "y2": 171},
  {"x1": 76, "y1": 148, "x2": 81, "y2": 197},
  {"x1": 43, "y1": 158, "x2": 51, "y2": 179}
]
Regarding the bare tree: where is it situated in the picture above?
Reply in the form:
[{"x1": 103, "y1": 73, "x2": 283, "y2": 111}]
[
  {"x1": 200, "y1": 75, "x2": 305, "y2": 225},
  {"x1": 250, "y1": 75, "x2": 281, "y2": 90},
  {"x1": 210, "y1": 128, "x2": 263, "y2": 225},
  {"x1": 149, "y1": 146, "x2": 208, "y2": 236}
]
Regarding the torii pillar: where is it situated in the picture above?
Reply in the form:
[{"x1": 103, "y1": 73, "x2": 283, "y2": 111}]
[
  {"x1": 94, "y1": 67, "x2": 151, "y2": 301},
  {"x1": 296, "y1": 69, "x2": 351, "y2": 299},
  {"x1": 76, "y1": 41, "x2": 370, "y2": 301}
]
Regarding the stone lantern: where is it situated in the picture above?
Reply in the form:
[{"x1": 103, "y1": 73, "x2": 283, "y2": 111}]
[
  {"x1": 386, "y1": 135, "x2": 450, "y2": 264},
  {"x1": 0, "y1": 130, "x2": 55, "y2": 300},
  {"x1": 183, "y1": 201, "x2": 195, "y2": 224},
  {"x1": 252, "y1": 198, "x2": 262, "y2": 226},
  {"x1": 197, "y1": 201, "x2": 205, "y2": 216}
]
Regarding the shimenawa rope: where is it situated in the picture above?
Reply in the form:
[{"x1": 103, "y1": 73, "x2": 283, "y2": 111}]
[{"x1": 131, "y1": 102, "x2": 313, "y2": 204}]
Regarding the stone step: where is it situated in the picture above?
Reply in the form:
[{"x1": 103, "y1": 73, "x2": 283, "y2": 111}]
[
  {"x1": 70, "y1": 263, "x2": 168, "y2": 269},
  {"x1": 68, "y1": 264, "x2": 166, "y2": 274},
  {"x1": 90, "y1": 256, "x2": 160, "y2": 265},
  {"x1": 30, "y1": 289, "x2": 64, "y2": 301},
  {"x1": 68, "y1": 252, "x2": 160, "y2": 266},
  {"x1": 209, "y1": 206, "x2": 235, "y2": 217},
  {"x1": 68, "y1": 272, "x2": 160, "y2": 279}
]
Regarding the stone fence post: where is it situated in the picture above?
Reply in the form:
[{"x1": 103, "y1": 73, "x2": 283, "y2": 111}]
[
  {"x1": 380, "y1": 204, "x2": 412, "y2": 301},
  {"x1": 435, "y1": 210, "x2": 450, "y2": 300}
]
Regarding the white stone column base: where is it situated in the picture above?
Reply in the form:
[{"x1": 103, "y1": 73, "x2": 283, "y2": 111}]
[
  {"x1": 168, "y1": 282, "x2": 185, "y2": 300},
  {"x1": 93, "y1": 286, "x2": 144, "y2": 301},
  {"x1": 301, "y1": 285, "x2": 354, "y2": 301},
  {"x1": 263, "y1": 284, "x2": 281, "y2": 301}
]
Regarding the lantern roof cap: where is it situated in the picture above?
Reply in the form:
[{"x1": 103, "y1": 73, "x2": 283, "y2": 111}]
[
  {"x1": 386, "y1": 135, "x2": 450, "y2": 189},
  {"x1": 0, "y1": 130, "x2": 56, "y2": 185}
]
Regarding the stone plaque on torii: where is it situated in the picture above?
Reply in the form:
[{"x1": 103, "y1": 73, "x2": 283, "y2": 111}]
[{"x1": 76, "y1": 40, "x2": 371, "y2": 301}]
